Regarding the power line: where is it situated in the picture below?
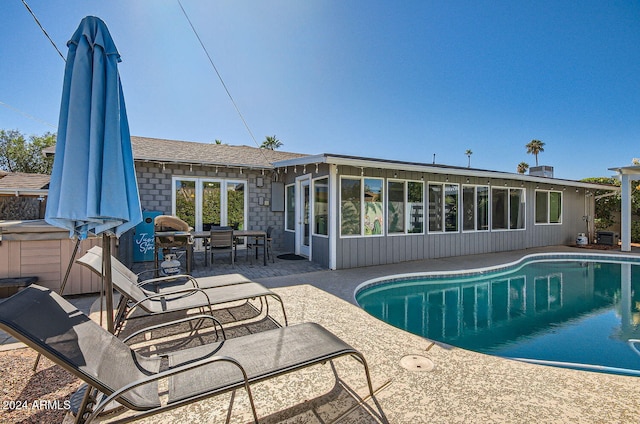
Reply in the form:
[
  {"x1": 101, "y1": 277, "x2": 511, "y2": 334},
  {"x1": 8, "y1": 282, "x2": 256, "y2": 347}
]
[
  {"x1": 0, "y1": 100, "x2": 57, "y2": 129},
  {"x1": 21, "y1": 0, "x2": 66, "y2": 62},
  {"x1": 177, "y1": 0, "x2": 266, "y2": 153}
]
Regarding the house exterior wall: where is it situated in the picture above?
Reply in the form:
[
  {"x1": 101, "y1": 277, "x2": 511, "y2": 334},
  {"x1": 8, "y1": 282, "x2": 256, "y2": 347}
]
[
  {"x1": 282, "y1": 164, "x2": 594, "y2": 270},
  {"x1": 134, "y1": 162, "x2": 286, "y2": 251}
]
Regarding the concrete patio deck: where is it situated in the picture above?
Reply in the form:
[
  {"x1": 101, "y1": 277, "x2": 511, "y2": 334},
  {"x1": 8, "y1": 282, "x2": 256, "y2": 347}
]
[{"x1": 3, "y1": 245, "x2": 640, "y2": 423}]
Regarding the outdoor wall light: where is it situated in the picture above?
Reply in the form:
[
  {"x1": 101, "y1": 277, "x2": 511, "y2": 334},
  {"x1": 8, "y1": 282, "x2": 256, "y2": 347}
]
[
  {"x1": 294, "y1": 166, "x2": 297, "y2": 173},
  {"x1": 360, "y1": 167, "x2": 364, "y2": 176},
  {"x1": 315, "y1": 163, "x2": 319, "y2": 173},
  {"x1": 466, "y1": 178, "x2": 470, "y2": 183},
  {"x1": 394, "y1": 172, "x2": 398, "y2": 178},
  {"x1": 303, "y1": 165, "x2": 306, "y2": 174}
]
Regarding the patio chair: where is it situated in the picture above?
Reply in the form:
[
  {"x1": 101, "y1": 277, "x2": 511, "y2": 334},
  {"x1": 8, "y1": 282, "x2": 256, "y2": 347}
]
[
  {"x1": 76, "y1": 247, "x2": 287, "y2": 333},
  {"x1": 0, "y1": 285, "x2": 375, "y2": 424},
  {"x1": 246, "y1": 226, "x2": 275, "y2": 264},
  {"x1": 207, "y1": 227, "x2": 235, "y2": 266}
]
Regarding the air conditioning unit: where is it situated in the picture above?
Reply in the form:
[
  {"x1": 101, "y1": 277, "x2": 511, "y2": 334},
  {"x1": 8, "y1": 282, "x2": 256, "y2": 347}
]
[{"x1": 596, "y1": 231, "x2": 619, "y2": 246}]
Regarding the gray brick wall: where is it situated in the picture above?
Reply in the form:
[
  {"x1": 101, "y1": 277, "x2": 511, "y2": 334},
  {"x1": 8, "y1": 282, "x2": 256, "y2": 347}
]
[{"x1": 135, "y1": 162, "x2": 286, "y2": 251}]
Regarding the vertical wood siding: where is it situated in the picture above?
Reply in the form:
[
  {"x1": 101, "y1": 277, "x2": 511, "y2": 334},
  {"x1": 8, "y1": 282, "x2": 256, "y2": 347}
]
[
  {"x1": 333, "y1": 168, "x2": 594, "y2": 269},
  {"x1": 0, "y1": 238, "x2": 101, "y2": 295}
]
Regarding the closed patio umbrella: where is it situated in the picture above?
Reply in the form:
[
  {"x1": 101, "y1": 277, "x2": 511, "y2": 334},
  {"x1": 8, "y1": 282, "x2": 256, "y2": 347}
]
[{"x1": 45, "y1": 16, "x2": 141, "y2": 333}]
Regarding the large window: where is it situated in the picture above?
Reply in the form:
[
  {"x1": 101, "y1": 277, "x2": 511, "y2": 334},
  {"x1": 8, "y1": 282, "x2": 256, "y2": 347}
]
[
  {"x1": 313, "y1": 178, "x2": 328, "y2": 235},
  {"x1": 462, "y1": 185, "x2": 490, "y2": 232},
  {"x1": 388, "y1": 180, "x2": 424, "y2": 234},
  {"x1": 429, "y1": 183, "x2": 459, "y2": 233},
  {"x1": 492, "y1": 187, "x2": 525, "y2": 230},
  {"x1": 535, "y1": 190, "x2": 562, "y2": 224},
  {"x1": 341, "y1": 178, "x2": 361, "y2": 236},
  {"x1": 340, "y1": 177, "x2": 384, "y2": 236},
  {"x1": 285, "y1": 184, "x2": 295, "y2": 231},
  {"x1": 173, "y1": 177, "x2": 246, "y2": 231}
]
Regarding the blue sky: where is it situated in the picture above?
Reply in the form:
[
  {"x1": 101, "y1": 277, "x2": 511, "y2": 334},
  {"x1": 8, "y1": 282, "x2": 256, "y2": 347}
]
[{"x1": 1, "y1": 1, "x2": 639, "y2": 180}]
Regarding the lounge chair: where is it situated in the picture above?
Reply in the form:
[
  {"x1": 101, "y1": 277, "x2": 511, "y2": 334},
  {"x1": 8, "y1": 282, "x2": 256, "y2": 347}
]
[
  {"x1": 77, "y1": 247, "x2": 287, "y2": 332},
  {"x1": 0, "y1": 285, "x2": 375, "y2": 424}
]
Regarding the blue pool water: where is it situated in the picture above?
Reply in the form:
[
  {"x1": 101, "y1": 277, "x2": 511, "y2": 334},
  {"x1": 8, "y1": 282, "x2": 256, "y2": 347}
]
[{"x1": 355, "y1": 255, "x2": 640, "y2": 376}]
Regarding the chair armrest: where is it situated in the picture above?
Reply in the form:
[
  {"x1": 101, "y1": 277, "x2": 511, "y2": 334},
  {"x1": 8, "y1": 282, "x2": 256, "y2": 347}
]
[
  {"x1": 86, "y1": 354, "x2": 254, "y2": 423},
  {"x1": 121, "y1": 314, "x2": 226, "y2": 344},
  {"x1": 139, "y1": 274, "x2": 199, "y2": 288},
  {"x1": 123, "y1": 287, "x2": 214, "y2": 321}
]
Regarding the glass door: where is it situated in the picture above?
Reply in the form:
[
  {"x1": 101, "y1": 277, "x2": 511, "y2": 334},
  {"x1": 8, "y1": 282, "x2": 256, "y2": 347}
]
[
  {"x1": 173, "y1": 177, "x2": 247, "y2": 248},
  {"x1": 296, "y1": 178, "x2": 311, "y2": 257}
]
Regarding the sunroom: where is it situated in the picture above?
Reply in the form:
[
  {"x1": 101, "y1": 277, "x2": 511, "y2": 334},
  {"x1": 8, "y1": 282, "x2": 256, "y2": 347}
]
[{"x1": 273, "y1": 154, "x2": 617, "y2": 270}]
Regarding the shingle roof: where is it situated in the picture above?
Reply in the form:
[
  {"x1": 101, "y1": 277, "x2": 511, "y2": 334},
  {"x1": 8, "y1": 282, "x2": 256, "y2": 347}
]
[
  {"x1": 42, "y1": 136, "x2": 309, "y2": 169},
  {"x1": 0, "y1": 172, "x2": 50, "y2": 190},
  {"x1": 130, "y1": 136, "x2": 308, "y2": 168}
]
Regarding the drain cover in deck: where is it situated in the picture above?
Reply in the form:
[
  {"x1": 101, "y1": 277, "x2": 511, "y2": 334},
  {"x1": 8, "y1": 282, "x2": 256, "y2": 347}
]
[{"x1": 400, "y1": 355, "x2": 435, "y2": 372}]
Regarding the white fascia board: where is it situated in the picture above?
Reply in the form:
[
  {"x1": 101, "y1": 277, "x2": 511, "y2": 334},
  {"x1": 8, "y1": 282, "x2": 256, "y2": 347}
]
[
  {"x1": 135, "y1": 158, "x2": 273, "y2": 170},
  {"x1": 274, "y1": 154, "x2": 618, "y2": 192},
  {"x1": 0, "y1": 189, "x2": 49, "y2": 196}
]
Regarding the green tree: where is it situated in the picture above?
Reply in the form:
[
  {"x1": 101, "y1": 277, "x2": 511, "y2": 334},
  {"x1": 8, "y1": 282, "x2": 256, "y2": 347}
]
[
  {"x1": 260, "y1": 135, "x2": 282, "y2": 150},
  {"x1": 0, "y1": 129, "x2": 56, "y2": 174},
  {"x1": 465, "y1": 149, "x2": 473, "y2": 168},
  {"x1": 517, "y1": 162, "x2": 529, "y2": 174},
  {"x1": 525, "y1": 139, "x2": 545, "y2": 166},
  {"x1": 580, "y1": 177, "x2": 637, "y2": 231}
]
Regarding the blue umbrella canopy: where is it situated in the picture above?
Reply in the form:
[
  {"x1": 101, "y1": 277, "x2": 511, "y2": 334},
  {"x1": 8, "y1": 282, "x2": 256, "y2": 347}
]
[{"x1": 46, "y1": 16, "x2": 141, "y2": 240}]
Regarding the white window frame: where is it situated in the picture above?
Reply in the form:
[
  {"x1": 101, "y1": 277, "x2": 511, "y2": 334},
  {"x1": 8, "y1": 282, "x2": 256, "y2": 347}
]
[
  {"x1": 490, "y1": 186, "x2": 526, "y2": 231},
  {"x1": 387, "y1": 178, "x2": 425, "y2": 236},
  {"x1": 312, "y1": 176, "x2": 329, "y2": 237},
  {"x1": 339, "y1": 176, "x2": 385, "y2": 238},
  {"x1": 285, "y1": 183, "x2": 295, "y2": 232},
  {"x1": 428, "y1": 182, "x2": 460, "y2": 234},
  {"x1": 535, "y1": 189, "x2": 563, "y2": 225},
  {"x1": 462, "y1": 184, "x2": 490, "y2": 233},
  {"x1": 171, "y1": 176, "x2": 248, "y2": 231}
]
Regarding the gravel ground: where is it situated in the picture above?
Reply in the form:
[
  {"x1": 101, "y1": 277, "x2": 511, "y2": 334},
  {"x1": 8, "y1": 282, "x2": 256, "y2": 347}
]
[{"x1": 0, "y1": 348, "x2": 80, "y2": 424}]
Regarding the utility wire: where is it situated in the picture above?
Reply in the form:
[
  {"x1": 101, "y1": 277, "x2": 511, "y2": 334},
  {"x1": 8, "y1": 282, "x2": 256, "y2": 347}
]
[
  {"x1": 177, "y1": 0, "x2": 268, "y2": 155},
  {"x1": 21, "y1": 0, "x2": 66, "y2": 62},
  {"x1": 0, "y1": 100, "x2": 57, "y2": 129}
]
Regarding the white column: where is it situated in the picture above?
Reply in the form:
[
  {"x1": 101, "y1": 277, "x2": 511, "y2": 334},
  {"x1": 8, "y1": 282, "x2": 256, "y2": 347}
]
[
  {"x1": 621, "y1": 173, "x2": 631, "y2": 251},
  {"x1": 329, "y1": 164, "x2": 338, "y2": 270}
]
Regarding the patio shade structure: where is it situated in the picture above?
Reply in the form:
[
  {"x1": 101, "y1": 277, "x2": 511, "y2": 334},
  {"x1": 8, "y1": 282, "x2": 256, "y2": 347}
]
[
  {"x1": 45, "y1": 16, "x2": 142, "y2": 333},
  {"x1": 609, "y1": 165, "x2": 640, "y2": 252}
]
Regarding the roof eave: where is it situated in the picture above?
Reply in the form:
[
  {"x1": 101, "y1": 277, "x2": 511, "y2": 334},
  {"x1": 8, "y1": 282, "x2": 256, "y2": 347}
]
[{"x1": 273, "y1": 154, "x2": 618, "y2": 191}]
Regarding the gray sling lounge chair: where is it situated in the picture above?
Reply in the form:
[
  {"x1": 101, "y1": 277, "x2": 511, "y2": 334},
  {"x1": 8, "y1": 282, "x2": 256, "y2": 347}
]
[
  {"x1": 0, "y1": 285, "x2": 375, "y2": 424},
  {"x1": 77, "y1": 247, "x2": 287, "y2": 333}
]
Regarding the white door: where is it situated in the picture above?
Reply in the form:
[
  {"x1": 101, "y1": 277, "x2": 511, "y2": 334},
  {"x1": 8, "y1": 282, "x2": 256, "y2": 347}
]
[{"x1": 296, "y1": 177, "x2": 311, "y2": 257}]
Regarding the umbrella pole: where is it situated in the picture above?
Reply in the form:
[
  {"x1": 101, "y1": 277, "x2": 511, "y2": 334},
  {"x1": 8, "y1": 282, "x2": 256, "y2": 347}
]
[{"x1": 103, "y1": 233, "x2": 115, "y2": 333}]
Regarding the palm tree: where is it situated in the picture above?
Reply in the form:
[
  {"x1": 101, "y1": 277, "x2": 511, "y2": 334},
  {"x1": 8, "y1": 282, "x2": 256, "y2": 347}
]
[
  {"x1": 261, "y1": 135, "x2": 282, "y2": 150},
  {"x1": 465, "y1": 149, "x2": 473, "y2": 168},
  {"x1": 525, "y1": 139, "x2": 545, "y2": 166},
  {"x1": 517, "y1": 162, "x2": 529, "y2": 174}
]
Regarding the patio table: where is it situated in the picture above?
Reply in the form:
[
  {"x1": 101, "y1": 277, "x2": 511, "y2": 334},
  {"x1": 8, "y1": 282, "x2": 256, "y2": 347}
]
[{"x1": 192, "y1": 229, "x2": 268, "y2": 266}]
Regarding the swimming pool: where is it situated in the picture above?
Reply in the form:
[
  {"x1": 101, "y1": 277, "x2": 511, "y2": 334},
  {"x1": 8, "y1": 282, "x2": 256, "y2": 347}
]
[{"x1": 355, "y1": 253, "x2": 640, "y2": 376}]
